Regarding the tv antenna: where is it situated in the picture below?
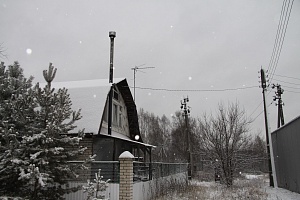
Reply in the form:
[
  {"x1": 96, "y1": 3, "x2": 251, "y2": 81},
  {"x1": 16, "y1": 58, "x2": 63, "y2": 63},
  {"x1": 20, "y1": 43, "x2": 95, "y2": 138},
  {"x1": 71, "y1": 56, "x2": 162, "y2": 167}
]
[{"x1": 131, "y1": 64, "x2": 155, "y2": 102}]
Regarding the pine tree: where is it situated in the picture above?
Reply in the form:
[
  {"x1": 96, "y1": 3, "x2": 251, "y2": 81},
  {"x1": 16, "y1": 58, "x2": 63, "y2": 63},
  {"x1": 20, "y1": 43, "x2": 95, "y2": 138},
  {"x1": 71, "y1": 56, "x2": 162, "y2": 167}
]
[
  {"x1": 0, "y1": 61, "x2": 35, "y2": 196},
  {"x1": 0, "y1": 62, "x2": 88, "y2": 199}
]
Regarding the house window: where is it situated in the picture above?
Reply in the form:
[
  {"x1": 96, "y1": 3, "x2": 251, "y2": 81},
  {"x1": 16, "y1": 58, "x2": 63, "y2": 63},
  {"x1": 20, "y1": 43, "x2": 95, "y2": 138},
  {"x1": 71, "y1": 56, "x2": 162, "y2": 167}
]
[
  {"x1": 113, "y1": 90, "x2": 119, "y2": 101},
  {"x1": 119, "y1": 106, "x2": 123, "y2": 127},
  {"x1": 103, "y1": 104, "x2": 108, "y2": 122},
  {"x1": 112, "y1": 103, "x2": 124, "y2": 128},
  {"x1": 113, "y1": 104, "x2": 118, "y2": 125}
]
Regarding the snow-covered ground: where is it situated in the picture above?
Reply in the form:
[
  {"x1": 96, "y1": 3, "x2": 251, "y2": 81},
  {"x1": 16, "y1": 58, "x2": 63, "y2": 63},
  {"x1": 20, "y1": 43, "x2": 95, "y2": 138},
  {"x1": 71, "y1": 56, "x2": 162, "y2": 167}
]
[
  {"x1": 266, "y1": 186, "x2": 300, "y2": 200},
  {"x1": 155, "y1": 174, "x2": 300, "y2": 200},
  {"x1": 243, "y1": 173, "x2": 300, "y2": 200}
]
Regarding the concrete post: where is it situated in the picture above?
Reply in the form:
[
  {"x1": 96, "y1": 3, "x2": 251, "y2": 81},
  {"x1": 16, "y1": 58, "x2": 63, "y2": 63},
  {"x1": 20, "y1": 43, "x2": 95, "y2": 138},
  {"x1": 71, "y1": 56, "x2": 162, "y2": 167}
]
[{"x1": 119, "y1": 151, "x2": 134, "y2": 200}]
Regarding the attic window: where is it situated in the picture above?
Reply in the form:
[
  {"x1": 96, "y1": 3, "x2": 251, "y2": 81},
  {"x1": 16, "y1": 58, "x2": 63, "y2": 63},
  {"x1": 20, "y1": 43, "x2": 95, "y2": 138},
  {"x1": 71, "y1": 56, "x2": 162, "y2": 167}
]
[
  {"x1": 113, "y1": 104, "x2": 118, "y2": 125},
  {"x1": 113, "y1": 90, "x2": 119, "y2": 101}
]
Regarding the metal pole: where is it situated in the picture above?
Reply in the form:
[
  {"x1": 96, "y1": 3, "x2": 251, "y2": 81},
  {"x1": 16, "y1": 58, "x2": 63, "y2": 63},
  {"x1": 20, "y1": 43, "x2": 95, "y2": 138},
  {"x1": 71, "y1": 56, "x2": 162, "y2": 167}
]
[
  {"x1": 133, "y1": 68, "x2": 136, "y2": 101},
  {"x1": 109, "y1": 31, "x2": 116, "y2": 84},
  {"x1": 108, "y1": 31, "x2": 116, "y2": 135},
  {"x1": 131, "y1": 65, "x2": 154, "y2": 102}
]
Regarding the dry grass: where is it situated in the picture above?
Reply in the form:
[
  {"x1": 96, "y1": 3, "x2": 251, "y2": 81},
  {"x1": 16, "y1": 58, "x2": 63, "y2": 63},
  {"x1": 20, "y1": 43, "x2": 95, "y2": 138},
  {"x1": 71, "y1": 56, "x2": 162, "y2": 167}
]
[{"x1": 155, "y1": 175, "x2": 268, "y2": 200}]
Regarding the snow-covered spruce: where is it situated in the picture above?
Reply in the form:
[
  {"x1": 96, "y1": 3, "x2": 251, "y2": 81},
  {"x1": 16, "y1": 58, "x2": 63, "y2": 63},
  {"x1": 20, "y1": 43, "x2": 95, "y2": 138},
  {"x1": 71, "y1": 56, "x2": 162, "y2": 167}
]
[
  {"x1": 0, "y1": 62, "x2": 88, "y2": 199},
  {"x1": 83, "y1": 169, "x2": 110, "y2": 200}
]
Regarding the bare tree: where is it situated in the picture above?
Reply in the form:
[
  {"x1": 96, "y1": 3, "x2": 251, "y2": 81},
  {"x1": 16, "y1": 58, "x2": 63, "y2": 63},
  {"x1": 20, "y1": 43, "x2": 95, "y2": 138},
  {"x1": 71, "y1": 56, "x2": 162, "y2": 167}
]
[
  {"x1": 169, "y1": 111, "x2": 198, "y2": 164},
  {"x1": 157, "y1": 115, "x2": 171, "y2": 162},
  {"x1": 0, "y1": 43, "x2": 7, "y2": 59},
  {"x1": 249, "y1": 134, "x2": 268, "y2": 172},
  {"x1": 198, "y1": 102, "x2": 252, "y2": 186},
  {"x1": 169, "y1": 111, "x2": 188, "y2": 162},
  {"x1": 138, "y1": 108, "x2": 172, "y2": 162}
]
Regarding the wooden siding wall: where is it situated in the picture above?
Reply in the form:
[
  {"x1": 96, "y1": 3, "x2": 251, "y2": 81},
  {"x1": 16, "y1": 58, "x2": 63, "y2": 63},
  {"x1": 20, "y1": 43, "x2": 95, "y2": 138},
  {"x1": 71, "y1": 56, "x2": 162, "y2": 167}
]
[{"x1": 78, "y1": 137, "x2": 93, "y2": 160}]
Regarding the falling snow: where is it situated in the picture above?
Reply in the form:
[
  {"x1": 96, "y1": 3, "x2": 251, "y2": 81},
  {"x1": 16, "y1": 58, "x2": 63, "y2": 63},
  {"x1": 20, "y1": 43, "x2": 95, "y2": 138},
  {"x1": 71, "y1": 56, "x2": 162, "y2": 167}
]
[{"x1": 26, "y1": 48, "x2": 32, "y2": 55}]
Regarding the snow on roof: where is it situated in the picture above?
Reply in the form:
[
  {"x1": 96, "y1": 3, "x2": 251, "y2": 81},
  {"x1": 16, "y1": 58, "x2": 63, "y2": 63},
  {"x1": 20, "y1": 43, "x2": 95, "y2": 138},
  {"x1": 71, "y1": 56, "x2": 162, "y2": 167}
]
[
  {"x1": 49, "y1": 78, "x2": 124, "y2": 89},
  {"x1": 49, "y1": 78, "x2": 125, "y2": 134},
  {"x1": 100, "y1": 128, "x2": 156, "y2": 148}
]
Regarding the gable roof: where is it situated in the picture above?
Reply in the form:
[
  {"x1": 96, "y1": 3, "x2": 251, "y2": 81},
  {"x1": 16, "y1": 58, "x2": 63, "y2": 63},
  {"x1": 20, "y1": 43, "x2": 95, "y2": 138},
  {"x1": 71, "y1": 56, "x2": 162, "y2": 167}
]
[
  {"x1": 48, "y1": 78, "x2": 142, "y2": 142},
  {"x1": 116, "y1": 79, "x2": 141, "y2": 141}
]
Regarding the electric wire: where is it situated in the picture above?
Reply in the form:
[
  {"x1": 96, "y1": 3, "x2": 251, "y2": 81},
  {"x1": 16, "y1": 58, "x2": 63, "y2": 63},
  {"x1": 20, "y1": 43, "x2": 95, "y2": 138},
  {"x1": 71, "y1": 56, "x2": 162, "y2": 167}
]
[
  {"x1": 272, "y1": 78, "x2": 300, "y2": 86},
  {"x1": 269, "y1": 81, "x2": 300, "y2": 90},
  {"x1": 268, "y1": 0, "x2": 294, "y2": 83},
  {"x1": 269, "y1": 0, "x2": 294, "y2": 83},
  {"x1": 279, "y1": 84, "x2": 300, "y2": 90},
  {"x1": 127, "y1": 85, "x2": 258, "y2": 92},
  {"x1": 249, "y1": 90, "x2": 272, "y2": 118},
  {"x1": 273, "y1": 74, "x2": 300, "y2": 81},
  {"x1": 285, "y1": 89, "x2": 300, "y2": 94},
  {"x1": 267, "y1": 0, "x2": 288, "y2": 74},
  {"x1": 252, "y1": 101, "x2": 273, "y2": 122},
  {"x1": 268, "y1": 0, "x2": 289, "y2": 77},
  {"x1": 249, "y1": 101, "x2": 263, "y2": 118}
]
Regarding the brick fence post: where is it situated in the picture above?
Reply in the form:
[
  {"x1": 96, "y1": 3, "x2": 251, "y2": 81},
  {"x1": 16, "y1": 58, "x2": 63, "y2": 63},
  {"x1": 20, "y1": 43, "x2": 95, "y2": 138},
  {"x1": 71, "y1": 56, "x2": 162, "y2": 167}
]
[{"x1": 119, "y1": 151, "x2": 134, "y2": 200}]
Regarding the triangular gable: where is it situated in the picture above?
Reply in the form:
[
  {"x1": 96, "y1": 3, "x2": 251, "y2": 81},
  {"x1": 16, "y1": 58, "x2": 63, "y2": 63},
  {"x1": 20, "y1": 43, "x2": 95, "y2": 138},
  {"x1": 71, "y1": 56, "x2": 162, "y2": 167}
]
[
  {"x1": 47, "y1": 78, "x2": 144, "y2": 142},
  {"x1": 48, "y1": 78, "x2": 124, "y2": 134}
]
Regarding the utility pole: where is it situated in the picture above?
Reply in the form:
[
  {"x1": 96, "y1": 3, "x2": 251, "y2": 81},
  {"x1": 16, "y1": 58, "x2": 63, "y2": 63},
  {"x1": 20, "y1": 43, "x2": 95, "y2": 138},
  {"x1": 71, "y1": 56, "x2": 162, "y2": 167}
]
[
  {"x1": 108, "y1": 31, "x2": 116, "y2": 136},
  {"x1": 272, "y1": 84, "x2": 285, "y2": 128},
  {"x1": 260, "y1": 68, "x2": 277, "y2": 187},
  {"x1": 181, "y1": 97, "x2": 192, "y2": 180},
  {"x1": 131, "y1": 65, "x2": 155, "y2": 102}
]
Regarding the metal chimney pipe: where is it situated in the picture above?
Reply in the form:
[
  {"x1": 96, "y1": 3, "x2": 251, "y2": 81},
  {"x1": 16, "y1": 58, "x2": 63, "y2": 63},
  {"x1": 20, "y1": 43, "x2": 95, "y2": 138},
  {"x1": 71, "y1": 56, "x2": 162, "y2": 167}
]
[
  {"x1": 109, "y1": 31, "x2": 116, "y2": 83},
  {"x1": 108, "y1": 31, "x2": 116, "y2": 136}
]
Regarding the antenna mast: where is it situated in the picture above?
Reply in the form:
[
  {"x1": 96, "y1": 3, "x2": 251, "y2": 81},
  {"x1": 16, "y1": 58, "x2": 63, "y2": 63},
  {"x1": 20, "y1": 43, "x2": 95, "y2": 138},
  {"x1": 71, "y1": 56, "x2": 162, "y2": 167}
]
[{"x1": 131, "y1": 65, "x2": 155, "y2": 102}]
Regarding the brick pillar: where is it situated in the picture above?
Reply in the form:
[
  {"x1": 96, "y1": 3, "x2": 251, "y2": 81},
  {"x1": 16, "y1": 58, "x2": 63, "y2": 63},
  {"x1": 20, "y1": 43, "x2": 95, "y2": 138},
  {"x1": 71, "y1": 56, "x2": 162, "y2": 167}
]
[{"x1": 119, "y1": 151, "x2": 134, "y2": 200}]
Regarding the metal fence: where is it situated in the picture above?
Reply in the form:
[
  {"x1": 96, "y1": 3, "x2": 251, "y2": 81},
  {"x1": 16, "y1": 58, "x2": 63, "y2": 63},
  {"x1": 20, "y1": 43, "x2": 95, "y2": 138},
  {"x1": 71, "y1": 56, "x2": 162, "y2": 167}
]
[
  {"x1": 69, "y1": 161, "x2": 119, "y2": 183},
  {"x1": 70, "y1": 161, "x2": 188, "y2": 183},
  {"x1": 133, "y1": 162, "x2": 188, "y2": 182},
  {"x1": 272, "y1": 115, "x2": 300, "y2": 194},
  {"x1": 65, "y1": 161, "x2": 188, "y2": 200}
]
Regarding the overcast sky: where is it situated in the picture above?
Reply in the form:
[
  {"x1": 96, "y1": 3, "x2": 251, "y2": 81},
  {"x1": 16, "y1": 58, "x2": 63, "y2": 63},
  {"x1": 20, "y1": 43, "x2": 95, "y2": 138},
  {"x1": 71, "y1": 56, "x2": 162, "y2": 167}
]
[{"x1": 1, "y1": 0, "x2": 299, "y2": 135}]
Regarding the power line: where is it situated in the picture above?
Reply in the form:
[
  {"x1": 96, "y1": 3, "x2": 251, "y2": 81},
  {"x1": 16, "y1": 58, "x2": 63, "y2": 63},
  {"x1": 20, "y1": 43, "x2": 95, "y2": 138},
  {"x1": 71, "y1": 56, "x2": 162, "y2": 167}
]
[
  {"x1": 249, "y1": 90, "x2": 272, "y2": 118},
  {"x1": 279, "y1": 84, "x2": 300, "y2": 90},
  {"x1": 268, "y1": 0, "x2": 288, "y2": 73},
  {"x1": 285, "y1": 89, "x2": 300, "y2": 94},
  {"x1": 249, "y1": 101, "x2": 263, "y2": 118},
  {"x1": 268, "y1": 0, "x2": 294, "y2": 83},
  {"x1": 273, "y1": 74, "x2": 300, "y2": 81},
  {"x1": 269, "y1": 0, "x2": 294, "y2": 82},
  {"x1": 272, "y1": 78, "x2": 300, "y2": 86},
  {"x1": 252, "y1": 102, "x2": 273, "y2": 123},
  {"x1": 127, "y1": 85, "x2": 258, "y2": 92}
]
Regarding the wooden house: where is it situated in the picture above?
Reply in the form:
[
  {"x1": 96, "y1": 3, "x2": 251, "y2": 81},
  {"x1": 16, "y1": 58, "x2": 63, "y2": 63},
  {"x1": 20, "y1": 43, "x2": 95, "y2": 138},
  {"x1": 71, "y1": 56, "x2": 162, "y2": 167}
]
[{"x1": 52, "y1": 78, "x2": 154, "y2": 181}]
